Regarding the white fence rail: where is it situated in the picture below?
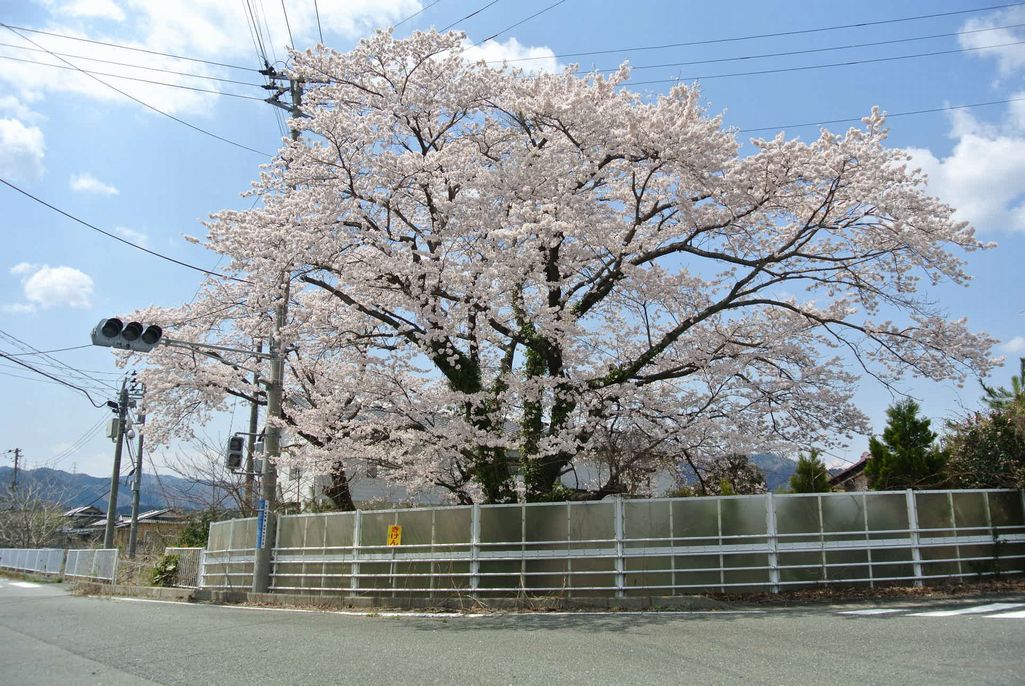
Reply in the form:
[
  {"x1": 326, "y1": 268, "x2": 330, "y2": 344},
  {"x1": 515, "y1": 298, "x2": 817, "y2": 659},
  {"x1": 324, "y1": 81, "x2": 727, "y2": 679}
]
[
  {"x1": 64, "y1": 549, "x2": 118, "y2": 582},
  {"x1": 200, "y1": 489, "x2": 1025, "y2": 597},
  {"x1": 163, "y1": 547, "x2": 204, "y2": 588},
  {"x1": 0, "y1": 548, "x2": 65, "y2": 575}
]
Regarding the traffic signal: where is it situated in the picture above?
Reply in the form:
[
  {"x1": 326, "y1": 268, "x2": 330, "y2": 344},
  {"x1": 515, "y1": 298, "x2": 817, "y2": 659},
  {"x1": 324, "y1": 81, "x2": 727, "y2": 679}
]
[
  {"x1": 91, "y1": 318, "x2": 163, "y2": 352},
  {"x1": 226, "y1": 435, "x2": 245, "y2": 470}
]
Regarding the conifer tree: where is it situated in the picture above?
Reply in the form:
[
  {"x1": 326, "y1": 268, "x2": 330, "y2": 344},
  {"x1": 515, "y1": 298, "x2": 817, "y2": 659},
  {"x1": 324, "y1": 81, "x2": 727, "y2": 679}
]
[
  {"x1": 865, "y1": 399, "x2": 947, "y2": 490},
  {"x1": 790, "y1": 449, "x2": 831, "y2": 493}
]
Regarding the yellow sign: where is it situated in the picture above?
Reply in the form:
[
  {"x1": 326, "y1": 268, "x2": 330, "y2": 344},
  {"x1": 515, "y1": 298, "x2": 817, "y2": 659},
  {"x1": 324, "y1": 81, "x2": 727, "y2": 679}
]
[{"x1": 387, "y1": 525, "x2": 402, "y2": 546}]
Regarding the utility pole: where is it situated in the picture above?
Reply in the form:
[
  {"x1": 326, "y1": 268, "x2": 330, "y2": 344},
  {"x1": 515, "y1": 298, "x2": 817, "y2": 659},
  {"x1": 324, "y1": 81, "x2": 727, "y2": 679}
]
[
  {"x1": 103, "y1": 378, "x2": 129, "y2": 549},
  {"x1": 4, "y1": 448, "x2": 20, "y2": 492},
  {"x1": 252, "y1": 71, "x2": 302, "y2": 594},
  {"x1": 127, "y1": 381, "x2": 145, "y2": 558},
  {"x1": 244, "y1": 340, "x2": 262, "y2": 514}
]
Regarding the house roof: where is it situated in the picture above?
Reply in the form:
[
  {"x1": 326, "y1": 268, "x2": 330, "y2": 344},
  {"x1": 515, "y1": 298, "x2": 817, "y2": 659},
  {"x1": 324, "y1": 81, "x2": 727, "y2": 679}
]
[
  {"x1": 63, "y1": 505, "x2": 104, "y2": 517},
  {"x1": 828, "y1": 453, "x2": 870, "y2": 486}
]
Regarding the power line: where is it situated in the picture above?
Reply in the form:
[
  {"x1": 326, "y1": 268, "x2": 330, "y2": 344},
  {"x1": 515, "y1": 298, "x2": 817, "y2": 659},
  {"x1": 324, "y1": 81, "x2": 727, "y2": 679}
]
[
  {"x1": 0, "y1": 345, "x2": 93, "y2": 357},
  {"x1": 1, "y1": 23, "x2": 258, "y2": 71},
  {"x1": 441, "y1": 0, "x2": 501, "y2": 32},
  {"x1": 0, "y1": 178, "x2": 251, "y2": 284},
  {"x1": 628, "y1": 38, "x2": 1025, "y2": 85},
  {"x1": 739, "y1": 95, "x2": 1025, "y2": 134},
  {"x1": 394, "y1": 0, "x2": 443, "y2": 29},
  {"x1": 489, "y1": 2, "x2": 1025, "y2": 64},
  {"x1": 0, "y1": 41, "x2": 267, "y2": 86},
  {"x1": 0, "y1": 329, "x2": 118, "y2": 392},
  {"x1": 313, "y1": 0, "x2": 324, "y2": 43},
  {"x1": 595, "y1": 21, "x2": 1025, "y2": 74},
  {"x1": 2, "y1": 24, "x2": 273, "y2": 157},
  {"x1": 280, "y1": 0, "x2": 295, "y2": 49},
  {"x1": 44, "y1": 418, "x2": 110, "y2": 469},
  {"x1": 481, "y1": 0, "x2": 567, "y2": 43},
  {"x1": 0, "y1": 54, "x2": 267, "y2": 101},
  {"x1": 0, "y1": 351, "x2": 108, "y2": 408}
]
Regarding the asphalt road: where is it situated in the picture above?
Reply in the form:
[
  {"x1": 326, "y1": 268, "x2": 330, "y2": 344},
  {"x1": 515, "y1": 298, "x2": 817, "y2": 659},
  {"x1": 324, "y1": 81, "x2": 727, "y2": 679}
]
[{"x1": 1, "y1": 580, "x2": 1023, "y2": 685}]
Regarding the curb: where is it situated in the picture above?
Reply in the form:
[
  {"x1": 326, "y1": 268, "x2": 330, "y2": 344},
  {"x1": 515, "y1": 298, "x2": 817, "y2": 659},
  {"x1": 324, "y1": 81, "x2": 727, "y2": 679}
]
[{"x1": 69, "y1": 581, "x2": 728, "y2": 612}]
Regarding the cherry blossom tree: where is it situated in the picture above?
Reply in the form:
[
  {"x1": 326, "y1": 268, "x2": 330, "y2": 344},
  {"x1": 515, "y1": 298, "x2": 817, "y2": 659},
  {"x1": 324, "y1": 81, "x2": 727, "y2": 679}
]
[{"x1": 133, "y1": 30, "x2": 996, "y2": 505}]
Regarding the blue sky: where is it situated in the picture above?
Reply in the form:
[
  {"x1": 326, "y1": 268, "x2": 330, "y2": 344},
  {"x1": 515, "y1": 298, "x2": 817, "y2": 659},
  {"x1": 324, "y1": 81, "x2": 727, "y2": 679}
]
[{"x1": 1, "y1": 0, "x2": 1023, "y2": 479}]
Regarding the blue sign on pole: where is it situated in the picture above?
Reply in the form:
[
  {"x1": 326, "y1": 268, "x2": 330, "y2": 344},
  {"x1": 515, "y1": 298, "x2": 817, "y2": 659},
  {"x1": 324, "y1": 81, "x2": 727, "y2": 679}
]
[{"x1": 256, "y1": 498, "x2": 267, "y2": 549}]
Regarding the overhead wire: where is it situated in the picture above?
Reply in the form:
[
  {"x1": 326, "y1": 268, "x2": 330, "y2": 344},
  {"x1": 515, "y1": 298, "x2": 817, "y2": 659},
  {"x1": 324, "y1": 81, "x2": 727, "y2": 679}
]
[
  {"x1": 280, "y1": 0, "x2": 296, "y2": 49},
  {"x1": 739, "y1": 95, "x2": 1025, "y2": 133},
  {"x1": 628, "y1": 38, "x2": 1025, "y2": 85},
  {"x1": 1, "y1": 345, "x2": 93, "y2": 356},
  {"x1": 441, "y1": 0, "x2": 501, "y2": 32},
  {"x1": 0, "y1": 329, "x2": 118, "y2": 392},
  {"x1": 487, "y1": 2, "x2": 1025, "y2": 64},
  {"x1": 0, "y1": 54, "x2": 267, "y2": 100},
  {"x1": 313, "y1": 0, "x2": 324, "y2": 43},
  {"x1": 1, "y1": 24, "x2": 273, "y2": 157},
  {"x1": 0, "y1": 41, "x2": 267, "y2": 85},
  {"x1": 0, "y1": 178, "x2": 252, "y2": 283},
  {"x1": 480, "y1": 0, "x2": 567, "y2": 43},
  {"x1": 0, "y1": 351, "x2": 108, "y2": 408},
  {"x1": 394, "y1": 0, "x2": 443, "y2": 29},
  {"x1": 0, "y1": 23, "x2": 258, "y2": 71},
  {"x1": 593, "y1": 21, "x2": 1025, "y2": 74}
]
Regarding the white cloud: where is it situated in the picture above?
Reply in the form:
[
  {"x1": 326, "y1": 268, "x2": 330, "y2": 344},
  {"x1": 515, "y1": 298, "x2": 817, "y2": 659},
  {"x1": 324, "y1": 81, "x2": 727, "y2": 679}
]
[
  {"x1": 70, "y1": 172, "x2": 119, "y2": 195},
  {"x1": 1002, "y1": 336, "x2": 1025, "y2": 354},
  {"x1": 114, "y1": 225, "x2": 147, "y2": 246},
  {"x1": 57, "y1": 0, "x2": 126, "y2": 22},
  {"x1": 461, "y1": 37, "x2": 562, "y2": 74},
  {"x1": 907, "y1": 131, "x2": 1025, "y2": 233},
  {"x1": 0, "y1": 117, "x2": 45, "y2": 182},
  {"x1": 0, "y1": 96, "x2": 43, "y2": 123},
  {"x1": 959, "y1": 7, "x2": 1025, "y2": 77},
  {"x1": 6, "y1": 264, "x2": 94, "y2": 311}
]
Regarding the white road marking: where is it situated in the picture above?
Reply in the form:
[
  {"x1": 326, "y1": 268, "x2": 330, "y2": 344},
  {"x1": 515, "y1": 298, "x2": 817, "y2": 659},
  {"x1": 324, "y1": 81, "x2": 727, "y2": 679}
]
[
  {"x1": 988, "y1": 609, "x2": 1025, "y2": 619},
  {"x1": 908, "y1": 602, "x2": 1025, "y2": 617},
  {"x1": 9, "y1": 581, "x2": 42, "y2": 589},
  {"x1": 838, "y1": 608, "x2": 905, "y2": 616}
]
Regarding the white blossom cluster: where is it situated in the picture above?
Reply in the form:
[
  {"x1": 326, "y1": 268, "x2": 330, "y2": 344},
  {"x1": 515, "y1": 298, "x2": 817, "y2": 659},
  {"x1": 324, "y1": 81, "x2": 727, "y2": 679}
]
[{"x1": 127, "y1": 30, "x2": 997, "y2": 504}]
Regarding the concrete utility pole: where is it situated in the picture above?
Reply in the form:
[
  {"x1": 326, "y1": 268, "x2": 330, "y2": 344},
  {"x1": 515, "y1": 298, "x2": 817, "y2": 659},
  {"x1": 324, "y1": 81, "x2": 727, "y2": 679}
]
[
  {"x1": 127, "y1": 380, "x2": 145, "y2": 558},
  {"x1": 5, "y1": 448, "x2": 20, "y2": 491},
  {"x1": 244, "y1": 340, "x2": 262, "y2": 513},
  {"x1": 252, "y1": 73, "x2": 302, "y2": 594},
  {"x1": 103, "y1": 379, "x2": 129, "y2": 549}
]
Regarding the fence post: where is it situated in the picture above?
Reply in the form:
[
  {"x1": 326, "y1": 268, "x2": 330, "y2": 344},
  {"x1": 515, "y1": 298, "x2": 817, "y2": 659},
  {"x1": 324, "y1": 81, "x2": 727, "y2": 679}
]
[
  {"x1": 350, "y1": 510, "x2": 361, "y2": 596},
  {"x1": 197, "y1": 549, "x2": 207, "y2": 589},
  {"x1": 905, "y1": 489, "x2": 924, "y2": 587},
  {"x1": 765, "y1": 493, "x2": 780, "y2": 593},
  {"x1": 614, "y1": 497, "x2": 625, "y2": 599},
  {"x1": 470, "y1": 503, "x2": 481, "y2": 597}
]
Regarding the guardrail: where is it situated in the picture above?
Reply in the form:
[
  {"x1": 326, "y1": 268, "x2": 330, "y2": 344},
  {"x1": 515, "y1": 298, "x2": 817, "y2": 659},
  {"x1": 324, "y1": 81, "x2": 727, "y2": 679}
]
[
  {"x1": 64, "y1": 549, "x2": 118, "y2": 582},
  {"x1": 0, "y1": 548, "x2": 65, "y2": 575},
  {"x1": 200, "y1": 489, "x2": 1025, "y2": 597}
]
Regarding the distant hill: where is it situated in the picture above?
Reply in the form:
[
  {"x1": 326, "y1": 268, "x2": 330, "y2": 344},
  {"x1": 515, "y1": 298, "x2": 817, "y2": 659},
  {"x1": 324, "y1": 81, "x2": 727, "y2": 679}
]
[
  {"x1": 0, "y1": 466, "x2": 218, "y2": 513},
  {"x1": 678, "y1": 453, "x2": 798, "y2": 492},
  {"x1": 749, "y1": 453, "x2": 799, "y2": 491}
]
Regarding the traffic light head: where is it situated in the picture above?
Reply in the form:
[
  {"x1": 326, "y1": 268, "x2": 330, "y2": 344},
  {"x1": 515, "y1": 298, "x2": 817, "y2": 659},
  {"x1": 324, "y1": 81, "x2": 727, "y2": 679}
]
[
  {"x1": 91, "y1": 318, "x2": 164, "y2": 352},
  {"x1": 226, "y1": 435, "x2": 245, "y2": 470}
]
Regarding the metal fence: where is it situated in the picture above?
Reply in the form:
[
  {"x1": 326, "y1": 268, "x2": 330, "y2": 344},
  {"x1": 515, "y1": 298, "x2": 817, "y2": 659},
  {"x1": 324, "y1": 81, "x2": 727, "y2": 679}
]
[
  {"x1": 64, "y1": 549, "x2": 119, "y2": 582},
  {"x1": 163, "y1": 547, "x2": 205, "y2": 588},
  {"x1": 0, "y1": 548, "x2": 65, "y2": 575},
  {"x1": 201, "y1": 517, "x2": 257, "y2": 590},
  {"x1": 199, "y1": 489, "x2": 1025, "y2": 597}
]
